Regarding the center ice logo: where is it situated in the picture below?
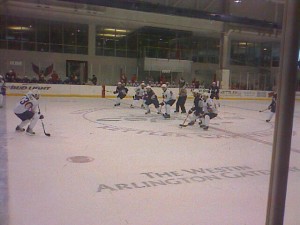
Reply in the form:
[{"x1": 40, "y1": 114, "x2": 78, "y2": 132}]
[{"x1": 72, "y1": 108, "x2": 280, "y2": 141}]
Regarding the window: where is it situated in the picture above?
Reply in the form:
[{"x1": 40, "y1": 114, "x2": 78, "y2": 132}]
[
  {"x1": 0, "y1": 16, "x2": 88, "y2": 55},
  {"x1": 50, "y1": 22, "x2": 63, "y2": 53},
  {"x1": 37, "y1": 20, "x2": 49, "y2": 52},
  {"x1": 0, "y1": 15, "x2": 7, "y2": 49}
]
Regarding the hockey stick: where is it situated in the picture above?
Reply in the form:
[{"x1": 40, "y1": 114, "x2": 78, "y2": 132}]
[
  {"x1": 259, "y1": 108, "x2": 269, "y2": 112},
  {"x1": 179, "y1": 114, "x2": 189, "y2": 127},
  {"x1": 38, "y1": 105, "x2": 51, "y2": 137},
  {"x1": 41, "y1": 120, "x2": 51, "y2": 137}
]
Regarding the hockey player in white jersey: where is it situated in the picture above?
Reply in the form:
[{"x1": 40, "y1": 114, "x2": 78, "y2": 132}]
[
  {"x1": 199, "y1": 92, "x2": 218, "y2": 130},
  {"x1": 130, "y1": 82, "x2": 146, "y2": 108},
  {"x1": 0, "y1": 75, "x2": 6, "y2": 108},
  {"x1": 14, "y1": 89, "x2": 44, "y2": 135},
  {"x1": 160, "y1": 84, "x2": 176, "y2": 119}
]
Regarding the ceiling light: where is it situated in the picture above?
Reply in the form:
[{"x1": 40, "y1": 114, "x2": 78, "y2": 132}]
[
  {"x1": 103, "y1": 28, "x2": 129, "y2": 33},
  {"x1": 7, "y1": 26, "x2": 31, "y2": 31},
  {"x1": 98, "y1": 34, "x2": 126, "y2": 37}
]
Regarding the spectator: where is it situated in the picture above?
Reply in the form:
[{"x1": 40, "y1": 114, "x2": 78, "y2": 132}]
[
  {"x1": 22, "y1": 76, "x2": 30, "y2": 83},
  {"x1": 191, "y1": 77, "x2": 200, "y2": 89},
  {"x1": 91, "y1": 75, "x2": 97, "y2": 85},
  {"x1": 131, "y1": 74, "x2": 137, "y2": 84},
  {"x1": 50, "y1": 71, "x2": 60, "y2": 84},
  {"x1": 120, "y1": 73, "x2": 127, "y2": 84},
  {"x1": 5, "y1": 69, "x2": 16, "y2": 82}
]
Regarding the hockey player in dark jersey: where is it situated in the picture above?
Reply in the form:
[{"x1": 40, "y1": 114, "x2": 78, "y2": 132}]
[
  {"x1": 208, "y1": 81, "x2": 220, "y2": 107},
  {"x1": 0, "y1": 75, "x2": 6, "y2": 108},
  {"x1": 266, "y1": 92, "x2": 277, "y2": 122},
  {"x1": 113, "y1": 82, "x2": 128, "y2": 106},
  {"x1": 144, "y1": 86, "x2": 161, "y2": 114},
  {"x1": 187, "y1": 89, "x2": 203, "y2": 126}
]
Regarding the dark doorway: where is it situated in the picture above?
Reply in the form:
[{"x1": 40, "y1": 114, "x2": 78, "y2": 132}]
[{"x1": 66, "y1": 60, "x2": 88, "y2": 84}]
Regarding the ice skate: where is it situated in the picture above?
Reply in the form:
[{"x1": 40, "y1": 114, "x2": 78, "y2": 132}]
[
  {"x1": 188, "y1": 121, "x2": 195, "y2": 126},
  {"x1": 16, "y1": 126, "x2": 25, "y2": 132},
  {"x1": 163, "y1": 113, "x2": 170, "y2": 119},
  {"x1": 203, "y1": 126, "x2": 209, "y2": 131},
  {"x1": 26, "y1": 127, "x2": 35, "y2": 136}
]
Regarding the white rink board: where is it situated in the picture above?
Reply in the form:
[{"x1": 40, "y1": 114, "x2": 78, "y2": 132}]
[{"x1": 5, "y1": 83, "x2": 300, "y2": 100}]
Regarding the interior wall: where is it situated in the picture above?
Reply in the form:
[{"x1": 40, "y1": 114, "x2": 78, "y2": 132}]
[{"x1": 0, "y1": 50, "x2": 137, "y2": 85}]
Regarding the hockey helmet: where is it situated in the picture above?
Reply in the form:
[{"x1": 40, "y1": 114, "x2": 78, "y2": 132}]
[
  {"x1": 32, "y1": 89, "x2": 40, "y2": 100},
  {"x1": 141, "y1": 82, "x2": 145, "y2": 86},
  {"x1": 161, "y1": 84, "x2": 167, "y2": 89},
  {"x1": 117, "y1": 82, "x2": 122, "y2": 85},
  {"x1": 146, "y1": 85, "x2": 151, "y2": 89},
  {"x1": 193, "y1": 89, "x2": 200, "y2": 94},
  {"x1": 202, "y1": 92, "x2": 209, "y2": 98},
  {"x1": 0, "y1": 75, "x2": 3, "y2": 79}
]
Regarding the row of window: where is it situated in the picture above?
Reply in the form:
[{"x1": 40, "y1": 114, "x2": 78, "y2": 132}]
[{"x1": 0, "y1": 15, "x2": 280, "y2": 67}]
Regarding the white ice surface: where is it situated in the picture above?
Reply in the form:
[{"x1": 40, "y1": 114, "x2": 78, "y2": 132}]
[{"x1": 2, "y1": 96, "x2": 300, "y2": 225}]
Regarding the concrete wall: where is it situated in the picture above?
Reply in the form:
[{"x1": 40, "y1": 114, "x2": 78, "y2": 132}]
[{"x1": 0, "y1": 50, "x2": 137, "y2": 85}]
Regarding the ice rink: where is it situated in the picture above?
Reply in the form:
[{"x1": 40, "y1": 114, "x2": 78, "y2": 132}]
[{"x1": 1, "y1": 95, "x2": 300, "y2": 225}]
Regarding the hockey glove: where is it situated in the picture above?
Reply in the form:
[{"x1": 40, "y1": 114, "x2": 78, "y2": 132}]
[
  {"x1": 39, "y1": 115, "x2": 44, "y2": 119},
  {"x1": 159, "y1": 102, "x2": 164, "y2": 106}
]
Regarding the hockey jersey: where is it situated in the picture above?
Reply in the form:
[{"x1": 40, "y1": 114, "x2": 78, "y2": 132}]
[{"x1": 14, "y1": 93, "x2": 39, "y2": 114}]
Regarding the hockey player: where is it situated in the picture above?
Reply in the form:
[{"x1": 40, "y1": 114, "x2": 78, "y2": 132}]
[
  {"x1": 208, "y1": 81, "x2": 220, "y2": 107},
  {"x1": 113, "y1": 82, "x2": 128, "y2": 106},
  {"x1": 199, "y1": 92, "x2": 218, "y2": 130},
  {"x1": 160, "y1": 84, "x2": 176, "y2": 119},
  {"x1": 144, "y1": 86, "x2": 161, "y2": 114},
  {"x1": 130, "y1": 82, "x2": 146, "y2": 108},
  {"x1": 0, "y1": 75, "x2": 6, "y2": 108},
  {"x1": 187, "y1": 89, "x2": 203, "y2": 126},
  {"x1": 14, "y1": 89, "x2": 44, "y2": 135},
  {"x1": 266, "y1": 92, "x2": 277, "y2": 122}
]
